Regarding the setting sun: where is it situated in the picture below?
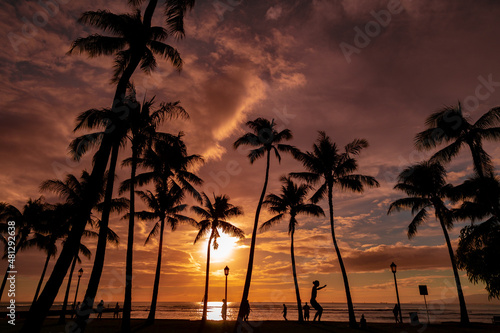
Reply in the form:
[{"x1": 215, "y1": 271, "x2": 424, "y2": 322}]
[{"x1": 202, "y1": 232, "x2": 240, "y2": 263}]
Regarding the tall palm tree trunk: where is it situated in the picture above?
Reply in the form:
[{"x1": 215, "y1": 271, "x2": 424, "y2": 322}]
[
  {"x1": 438, "y1": 218, "x2": 469, "y2": 324},
  {"x1": 202, "y1": 232, "x2": 214, "y2": 321},
  {"x1": 328, "y1": 185, "x2": 357, "y2": 328},
  {"x1": 122, "y1": 146, "x2": 138, "y2": 332},
  {"x1": 237, "y1": 150, "x2": 271, "y2": 321},
  {"x1": 32, "y1": 253, "x2": 51, "y2": 303},
  {"x1": 76, "y1": 141, "x2": 120, "y2": 331},
  {"x1": 290, "y1": 228, "x2": 303, "y2": 322},
  {"x1": 147, "y1": 217, "x2": 166, "y2": 323},
  {"x1": 59, "y1": 255, "x2": 77, "y2": 324}
]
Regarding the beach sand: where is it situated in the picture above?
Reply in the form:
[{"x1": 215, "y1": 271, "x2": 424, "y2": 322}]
[{"x1": 1, "y1": 319, "x2": 498, "y2": 333}]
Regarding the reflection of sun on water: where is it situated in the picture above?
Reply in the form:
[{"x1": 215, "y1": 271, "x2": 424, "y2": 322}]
[
  {"x1": 203, "y1": 301, "x2": 234, "y2": 321},
  {"x1": 202, "y1": 232, "x2": 239, "y2": 263}
]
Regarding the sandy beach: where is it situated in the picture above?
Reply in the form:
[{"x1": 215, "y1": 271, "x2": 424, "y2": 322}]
[{"x1": 1, "y1": 319, "x2": 497, "y2": 333}]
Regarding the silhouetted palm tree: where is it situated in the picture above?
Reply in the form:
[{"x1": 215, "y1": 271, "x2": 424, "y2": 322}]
[
  {"x1": 118, "y1": 91, "x2": 188, "y2": 328},
  {"x1": 192, "y1": 193, "x2": 244, "y2": 322},
  {"x1": 260, "y1": 176, "x2": 324, "y2": 322},
  {"x1": 38, "y1": 171, "x2": 123, "y2": 322},
  {"x1": 233, "y1": 118, "x2": 296, "y2": 321},
  {"x1": 291, "y1": 132, "x2": 379, "y2": 328},
  {"x1": 451, "y1": 175, "x2": 500, "y2": 299},
  {"x1": 23, "y1": 2, "x2": 188, "y2": 329},
  {"x1": 135, "y1": 185, "x2": 194, "y2": 322},
  {"x1": 121, "y1": 134, "x2": 202, "y2": 323},
  {"x1": 415, "y1": 103, "x2": 500, "y2": 178},
  {"x1": 0, "y1": 197, "x2": 51, "y2": 302},
  {"x1": 129, "y1": 134, "x2": 204, "y2": 202},
  {"x1": 388, "y1": 161, "x2": 469, "y2": 323}
]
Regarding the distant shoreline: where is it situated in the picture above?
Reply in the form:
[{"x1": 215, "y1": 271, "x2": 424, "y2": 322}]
[{"x1": 1, "y1": 318, "x2": 498, "y2": 333}]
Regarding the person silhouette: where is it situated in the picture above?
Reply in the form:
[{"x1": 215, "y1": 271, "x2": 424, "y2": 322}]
[
  {"x1": 96, "y1": 300, "x2": 104, "y2": 319},
  {"x1": 393, "y1": 304, "x2": 400, "y2": 323},
  {"x1": 310, "y1": 280, "x2": 326, "y2": 321},
  {"x1": 114, "y1": 302, "x2": 120, "y2": 318},
  {"x1": 303, "y1": 302, "x2": 310, "y2": 321},
  {"x1": 282, "y1": 304, "x2": 287, "y2": 321},
  {"x1": 221, "y1": 299, "x2": 227, "y2": 320},
  {"x1": 360, "y1": 314, "x2": 367, "y2": 329}
]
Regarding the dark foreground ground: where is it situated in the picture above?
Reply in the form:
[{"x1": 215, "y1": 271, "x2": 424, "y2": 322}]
[{"x1": 1, "y1": 318, "x2": 498, "y2": 333}]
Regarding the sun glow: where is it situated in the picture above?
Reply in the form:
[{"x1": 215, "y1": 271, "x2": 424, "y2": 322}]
[{"x1": 203, "y1": 232, "x2": 239, "y2": 263}]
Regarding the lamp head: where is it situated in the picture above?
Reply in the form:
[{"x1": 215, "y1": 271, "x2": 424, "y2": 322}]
[
  {"x1": 78, "y1": 268, "x2": 83, "y2": 278},
  {"x1": 224, "y1": 266, "x2": 229, "y2": 276},
  {"x1": 390, "y1": 262, "x2": 397, "y2": 274}
]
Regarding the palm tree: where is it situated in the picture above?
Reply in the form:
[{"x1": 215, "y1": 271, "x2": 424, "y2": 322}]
[
  {"x1": 128, "y1": 134, "x2": 204, "y2": 202},
  {"x1": 40, "y1": 170, "x2": 123, "y2": 323},
  {"x1": 128, "y1": 0, "x2": 196, "y2": 39},
  {"x1": 120, "y1": 134, "x2": 202, "y2": 323},
  {"x1": 260, "y1": 176, "x2": 324, "y2": 322},
  {"x1": 451, "y1": 175, "x2": 500, "y2": 299},
  {"x1": 291, "y1": 132, "x2": 379, "y2": 328},
  {"x1": 233, "y1": 118, "x2": 296, "y2": 321},
  {"x1": 22, "y1": 2, "x2": 189, "y2": 330},
  {"x1": 192, "y1": 193, "x2": 244, "y2": 322},
  {"x1": 415, "y1": 103, "x2": 500, "y2": 178},
  {"x1": 118, "y1": 91, "x2": 188, "y2": 329},
  {"x1": 135, "y1": 185, "x2": 194, "y2": 323},
  {"x1": 0, "y1": 197, "x2": 51, "y2": 302},
  {"x1": 388, "y1": 161, "x2": 469, "y2": 323}
]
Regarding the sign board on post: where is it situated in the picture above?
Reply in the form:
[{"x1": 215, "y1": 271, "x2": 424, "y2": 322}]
[{"x1": 418, "y1": 285, "x2": 430, "y2": 323}]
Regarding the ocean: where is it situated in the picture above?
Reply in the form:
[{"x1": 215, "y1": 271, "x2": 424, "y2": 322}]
[{"x1": 10, "y1": 301, "x2": 500, "y2": 323}]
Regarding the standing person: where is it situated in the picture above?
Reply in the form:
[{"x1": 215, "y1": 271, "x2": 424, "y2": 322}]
[
  {"x1": 221, "y1": 299, "x2": 227, "y2": 320},
  {"x1": 310, "y1": 280, "x2": 326, "y2": 321},
  {"x1": 114, "y1": 302, "x2": 120, "y2": 318},
  {"x1": 282, "y1": 304, "x2": 287, "y2": 321},
  {"x1": 96, "y1": 300, "x2": 104, "y2": 319},
  {"x1": 393, "y1": 304, "x2": 400, "y2": 323},
  {"x1": 303, "y1": 302, "x2": 310, "y2": 321}
]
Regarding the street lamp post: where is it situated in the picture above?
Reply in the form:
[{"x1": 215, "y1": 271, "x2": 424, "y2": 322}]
[
  {"x1": 224, "y1": 266, "x2": 229, "y2": 321},
  {"x1": 390, "y1": 262, "x2": 403, "y2": 323},
  {"x1": 73, "y1": 268, "x2": 83, "y2": 313}
]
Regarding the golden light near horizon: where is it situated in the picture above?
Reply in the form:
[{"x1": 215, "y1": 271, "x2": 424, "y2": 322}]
[{"x1": 201, "y1": 232, "x2": 239, "y2": 263}]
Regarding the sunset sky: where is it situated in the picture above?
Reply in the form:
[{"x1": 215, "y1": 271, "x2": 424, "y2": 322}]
[{"x1": 1, "y1": 0, "x2": 500, "y2": 308}]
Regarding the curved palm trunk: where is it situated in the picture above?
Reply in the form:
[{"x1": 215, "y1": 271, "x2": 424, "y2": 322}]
[
  {"x1": 76, "y1": 141, "x2": 120, "y2": 331},
  {"x1": 32, "y1": 253, "x2": 51, "y2": 304},
  {"x1": 328, "y1": 185, "x2": 357, "y2": 328},
  {"x1": 147, "y1": 217, "x2": 166, "y2": 323},
  {"x1": 122, "y1": 145, "x2": 138, "y2": 332},
  {"x1": 290, "y1": 228, "x2": 303, "y2": 322},
  {"x1": 438, "y1": 218, "x2": 469, "y2": 324},
  {"x1": 59, "y1": 255, "x2": 77, "y2": 324},
  {"x1": 237, "y1": 150, "x2": 271, "y2": 322},
  {"x1": 202, "y1": 231, "x2": 214, "y2": 321}
]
